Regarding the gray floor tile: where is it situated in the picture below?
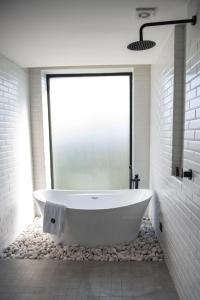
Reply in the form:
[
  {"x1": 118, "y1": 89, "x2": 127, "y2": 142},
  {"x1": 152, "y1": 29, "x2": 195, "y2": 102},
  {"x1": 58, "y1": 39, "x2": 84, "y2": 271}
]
[{"x1": 0, "y1": 261, "x2": 179, "y2": 300}]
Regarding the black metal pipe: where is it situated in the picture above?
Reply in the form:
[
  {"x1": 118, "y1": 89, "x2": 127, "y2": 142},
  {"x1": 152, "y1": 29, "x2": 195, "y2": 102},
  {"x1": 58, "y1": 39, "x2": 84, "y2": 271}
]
[
  {"x1": 139, "y1": 16, "x2": 196, "y2": 41},
  {"x1": 129, "y1": 166, "x2": 133, "y2": 189}
]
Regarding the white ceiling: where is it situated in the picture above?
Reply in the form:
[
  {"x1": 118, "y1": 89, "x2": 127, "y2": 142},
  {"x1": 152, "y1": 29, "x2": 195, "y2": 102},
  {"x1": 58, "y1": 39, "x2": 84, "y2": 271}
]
[{"x1": 0, "y1": 0, "x2": 187, "y2": 68}]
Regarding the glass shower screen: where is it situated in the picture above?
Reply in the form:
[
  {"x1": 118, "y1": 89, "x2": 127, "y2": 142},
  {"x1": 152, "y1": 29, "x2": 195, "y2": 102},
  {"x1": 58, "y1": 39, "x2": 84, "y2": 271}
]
[{"x1": 48, "y1": 74, "x2": 131, "y2": 190}]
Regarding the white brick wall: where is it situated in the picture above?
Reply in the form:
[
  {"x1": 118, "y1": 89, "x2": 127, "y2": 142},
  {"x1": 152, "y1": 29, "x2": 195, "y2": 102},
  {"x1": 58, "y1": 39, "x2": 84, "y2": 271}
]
[
  {"x1": 150, "y1": 0, "x2": 200, "y2": 299},
  {"x1": 29, "y1": 69, "x2": 46, "y2": 190},
  {"x1": 0, "y1": 53, "x2": 34, "y2": 250}
]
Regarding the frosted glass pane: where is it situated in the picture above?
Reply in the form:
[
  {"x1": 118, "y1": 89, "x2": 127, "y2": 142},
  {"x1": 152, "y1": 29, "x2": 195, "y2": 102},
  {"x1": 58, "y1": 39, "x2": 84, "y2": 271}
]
[{"x1": 49, "y1": 75, "x2": 130, "y2": 189}]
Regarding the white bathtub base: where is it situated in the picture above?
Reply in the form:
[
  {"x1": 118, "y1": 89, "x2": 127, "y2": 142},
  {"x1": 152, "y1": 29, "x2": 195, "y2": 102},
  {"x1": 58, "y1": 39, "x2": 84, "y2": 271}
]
[{"x1": 34, "y1": 189, "x2": 153, "y2": 247}]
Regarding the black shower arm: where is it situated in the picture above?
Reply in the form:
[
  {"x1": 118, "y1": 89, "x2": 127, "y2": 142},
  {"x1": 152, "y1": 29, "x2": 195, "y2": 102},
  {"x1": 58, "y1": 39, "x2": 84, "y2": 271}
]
[{"x1": 139, "y1": 16, "x2": 197, "y2": 41}]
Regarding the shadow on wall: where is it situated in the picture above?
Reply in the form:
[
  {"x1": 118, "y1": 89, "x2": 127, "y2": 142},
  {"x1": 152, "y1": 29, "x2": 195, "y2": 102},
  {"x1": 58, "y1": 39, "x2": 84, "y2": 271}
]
[{"x1": 150, "y1": 193, "x2": 162, "y2": 237}]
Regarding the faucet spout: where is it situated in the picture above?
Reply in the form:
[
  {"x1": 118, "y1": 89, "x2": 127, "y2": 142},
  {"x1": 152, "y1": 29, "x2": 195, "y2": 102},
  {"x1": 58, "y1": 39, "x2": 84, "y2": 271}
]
[
  {"x1": 130, "y1": 170, "x2": 140, "y2": 189},
  {"x1": 133, "y1": 174, "x2": 140, "y2": 189}
]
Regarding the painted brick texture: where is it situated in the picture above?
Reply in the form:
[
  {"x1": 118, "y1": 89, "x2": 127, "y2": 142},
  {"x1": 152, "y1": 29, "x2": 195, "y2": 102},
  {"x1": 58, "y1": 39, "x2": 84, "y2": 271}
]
[
  {"x1": 150, "y1": 1, "x2": 200, "y2": 299},
  {"x1": 29, "y1": 69, "x2": 46, "y2": 190},
  {"x1": 0, "y1": 54, "x2": 34, "y2": 250},
  {"x1": 134, "y1": 65, "x2": 150, "y2": 188}
]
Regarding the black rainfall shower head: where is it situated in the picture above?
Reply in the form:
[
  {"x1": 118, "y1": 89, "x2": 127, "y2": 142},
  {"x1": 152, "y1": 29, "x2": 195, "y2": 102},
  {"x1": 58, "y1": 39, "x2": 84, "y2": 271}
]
[
  {"x1": 127, "y1": 40, "x2": 156, "y2": 50},
  {"x1": 128, "y1": 15, "x2": 197, "y2": 51}
]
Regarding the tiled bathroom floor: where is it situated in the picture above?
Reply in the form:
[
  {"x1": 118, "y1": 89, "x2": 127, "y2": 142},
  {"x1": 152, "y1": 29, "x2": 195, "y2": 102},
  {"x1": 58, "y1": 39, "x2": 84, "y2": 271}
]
[{"x1": 0, "y1": 260, "x2": 179, "y2": 300}]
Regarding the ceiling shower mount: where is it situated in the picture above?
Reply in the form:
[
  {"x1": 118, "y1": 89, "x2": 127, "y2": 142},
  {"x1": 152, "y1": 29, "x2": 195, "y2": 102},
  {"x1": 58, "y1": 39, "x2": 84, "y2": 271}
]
[
  {"x1": 127, "y1": 15, "x2": 197, "y2": 51},
  {"x1": 136, "y1": 8, "x2": 157, "y2": 19}
]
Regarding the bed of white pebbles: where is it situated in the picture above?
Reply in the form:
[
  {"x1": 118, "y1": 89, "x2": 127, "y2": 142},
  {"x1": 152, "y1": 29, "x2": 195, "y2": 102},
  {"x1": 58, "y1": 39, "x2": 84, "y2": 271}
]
[{"x1": 0, "y1": 218, "x2": 164, "y2": 261}]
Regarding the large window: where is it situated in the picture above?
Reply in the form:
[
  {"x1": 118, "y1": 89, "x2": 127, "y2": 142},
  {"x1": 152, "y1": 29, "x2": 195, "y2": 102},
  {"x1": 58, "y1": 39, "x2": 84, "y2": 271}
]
[{"x1": 47, "y1": 73, "x2": 132, "y2": 190}]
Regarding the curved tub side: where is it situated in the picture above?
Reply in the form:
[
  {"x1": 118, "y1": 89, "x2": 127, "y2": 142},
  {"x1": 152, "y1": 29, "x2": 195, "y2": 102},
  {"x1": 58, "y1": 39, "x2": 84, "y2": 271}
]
[
  {"x1": 33, "y1": 190, "x2": 46, "y2": 216},
  {"x1": 60, "y1": 197, "x2": 150, "y2": 246},
  {"x1": 33, "y1": 189, "x2": 152, "y2": 246}
]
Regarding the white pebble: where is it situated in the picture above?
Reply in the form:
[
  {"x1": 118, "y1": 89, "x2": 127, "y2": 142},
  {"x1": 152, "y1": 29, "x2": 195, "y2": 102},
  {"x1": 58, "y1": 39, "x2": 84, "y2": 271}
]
[{"x1": 0, "y1": 217, "x2": 164, "y2": 262}]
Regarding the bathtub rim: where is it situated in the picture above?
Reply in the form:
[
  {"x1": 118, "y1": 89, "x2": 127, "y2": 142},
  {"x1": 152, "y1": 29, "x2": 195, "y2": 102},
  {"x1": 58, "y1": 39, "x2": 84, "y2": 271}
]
[{"x1": 33, "y1": 189, "x2": 153, "y2": 212}]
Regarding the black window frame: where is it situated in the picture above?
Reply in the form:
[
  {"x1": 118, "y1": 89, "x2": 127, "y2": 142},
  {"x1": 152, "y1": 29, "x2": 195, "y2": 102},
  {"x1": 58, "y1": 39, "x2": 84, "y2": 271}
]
[{"x1": 46, "y1": 72, "x2": 133, "y2": 189}]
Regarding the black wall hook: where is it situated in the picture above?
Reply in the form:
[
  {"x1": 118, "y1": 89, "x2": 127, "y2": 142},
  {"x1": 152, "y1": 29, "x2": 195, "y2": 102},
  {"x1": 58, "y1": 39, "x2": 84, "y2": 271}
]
[{"x1": 182, "y1": 169, "x2": 193, "y2": 180}]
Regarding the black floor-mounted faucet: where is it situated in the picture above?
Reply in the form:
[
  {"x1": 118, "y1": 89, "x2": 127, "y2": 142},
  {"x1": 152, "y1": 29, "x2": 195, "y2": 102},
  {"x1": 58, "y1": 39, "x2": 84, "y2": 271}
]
[
  {"x1": 129, "y1": 166, "x2": 140, "y2": 189},
  {"x1": 132, "y1": 174, "x2": 140, "y2": 189}
]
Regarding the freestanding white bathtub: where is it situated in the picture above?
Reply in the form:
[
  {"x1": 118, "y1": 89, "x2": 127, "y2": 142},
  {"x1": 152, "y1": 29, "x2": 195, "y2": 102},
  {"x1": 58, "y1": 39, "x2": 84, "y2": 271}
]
[{"x1": 33, "y1": 189, "x2": 153, "y2": 247}]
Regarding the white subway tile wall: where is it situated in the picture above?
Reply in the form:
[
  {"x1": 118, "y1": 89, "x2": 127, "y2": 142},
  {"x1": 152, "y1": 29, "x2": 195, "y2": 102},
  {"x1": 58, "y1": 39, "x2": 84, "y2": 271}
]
[
  {"x1": 0, "y1": 54, "x2": 34, "y2": 250},
  {"x1": 134, "y1": 65, "x2": 150, "y2": 188},
  {"x1": 150, "y1": 0, "x2": 200, "y2": 299},
  {"x1": 29, "y1": 69, "x2": 46, "y2": 190}
]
